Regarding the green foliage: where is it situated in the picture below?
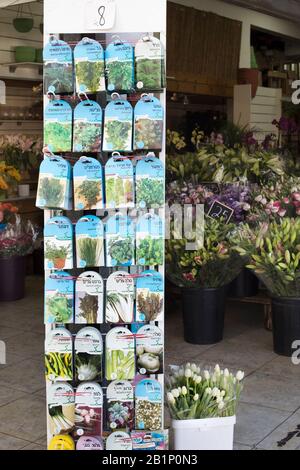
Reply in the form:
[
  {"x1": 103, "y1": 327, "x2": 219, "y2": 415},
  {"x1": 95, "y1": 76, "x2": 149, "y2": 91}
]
[
  {"x1": 77, "y1": 293, "x2": 99, "y2": 324},
  {"x1": 108, "y1": 237, "x2": 133, "y2": 265},
  {"x1": 77, "y1": 237, "x2": 103, "y2": 267},
  {"x1": 77, "y1": 180, "x2": 101, "y2": 209},
  {"x1": 107, "y1": 60, "x2": 133, "y2": 91},
  {"x1": 73, "y1": 123, "x2": 102, "y2": 152},
  {"x1": 44, "y1": 122, "x2": 72, "y2": 152},
  {"x1": 46, "y1": 295, "x2": 72, "y2": 323},
  {"x1": 45, "y1": 242, "x2": 69, "y2": 262},
  {"x1": 104, "y1": 121, "x2": 132, "y2": 150},
  {"x1": 135, "y1": 119, "x2": 163, "y2": 150},
  {"x1": 136, "y1": 58, "x2": 162, "y2": 89},
  {"x1": 137, "y1": 236, "x2": 164, "y2": 266},
  {"x1": 75, "y1": 61, "x2": 104, "y2": 93},
  {"x1": 44, "y1": 63, "x2": 73, "y2": 94},
  {"x1": 137, "y1": 178, "x2": 164, "y2": 207},
  {"x1": 38, "y1": 177, "x2": 64, "y2": 208},
  {"x1": 105, "y1": 176, "x2": 133, "y2": 207}
]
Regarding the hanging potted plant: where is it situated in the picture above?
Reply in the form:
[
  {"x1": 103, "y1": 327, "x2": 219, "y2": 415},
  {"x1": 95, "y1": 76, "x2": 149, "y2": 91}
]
[
  {"x1": 166, "y1": 219, "x2": 246, "y2": 345},
  {"x1": 167, "y1": 363, "x2": 244, "y2": 450},
  {"x1": 13, "y1": 4, "x2": 34, "y2": 33},
  {"x1": 236, "y1": 218, "x2": 300, "y2": 356}
]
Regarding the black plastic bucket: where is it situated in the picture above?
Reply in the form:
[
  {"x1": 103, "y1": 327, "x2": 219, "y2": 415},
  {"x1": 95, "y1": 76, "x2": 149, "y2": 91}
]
[
  {"x1": 272, "y1": 297, "x2": 300, "y2": 357},
  {"x1": 0, "y1": 256, "x2": 26, "y2": 301},
  {"x1": 229, "y1": 268, "x2": 259, "y2": 298},
  {"x1": 182, "y1": 287, "x2": 226, "y2": 345}
]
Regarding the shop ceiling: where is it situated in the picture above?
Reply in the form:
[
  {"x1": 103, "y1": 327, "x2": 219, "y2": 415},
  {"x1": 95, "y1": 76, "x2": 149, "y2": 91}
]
[{"x1": 223, "y1": 0, "x2": 300, "y2": 23}]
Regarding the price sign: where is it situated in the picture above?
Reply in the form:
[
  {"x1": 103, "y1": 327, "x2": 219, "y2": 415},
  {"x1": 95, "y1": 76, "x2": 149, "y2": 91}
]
[
  {"x1": 207, "y1": 200, "x2": 234, "y2": 224},
  {"x1": 200, "y1": 182, "x2": 220, "y2": 194},
  {"x1": 85, "y1": 0, "x2": 116, "y2": 30}
]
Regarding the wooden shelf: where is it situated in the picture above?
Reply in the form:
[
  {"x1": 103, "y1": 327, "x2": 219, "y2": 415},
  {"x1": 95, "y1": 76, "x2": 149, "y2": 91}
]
[
  {"x1": 0, "y1": 120, "x2": 42, "y2": 124},
  {"x1": 0, "y1": 62, "x2": 43, "y2": 75}
]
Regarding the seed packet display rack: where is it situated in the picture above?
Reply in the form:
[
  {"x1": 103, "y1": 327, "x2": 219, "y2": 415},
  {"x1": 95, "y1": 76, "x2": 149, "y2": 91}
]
[{"x1": 43, "y1": 0, "x2": 167, "y2": 451}]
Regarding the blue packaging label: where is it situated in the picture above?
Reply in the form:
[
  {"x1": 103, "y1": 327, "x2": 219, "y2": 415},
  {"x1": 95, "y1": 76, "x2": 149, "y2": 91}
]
[
  {"x1": 135, "y1": 36, "x2": 164, "y2": 91},
  {"x1": 136, "y1": 270, "x2": 164, "y2": 322},
  {"x1": 105, "y1": 41, "x2": 134, "y2": 92},
  {"x1": 44, "y1": 100, "x2": 73, "y2": 153},
  {"x1": 103, "y1": 99, "x2": 133, "y2": 152},
  {"x1": 136, "y1": 156, "x2": 164, "y2": 209},
  {"x1": 75, "y1": 215, "x2": 105, "y2": 268},
  {"x1": 73, "y1": 100, "x2": 103, "y2": 153},
  {"x1": 106, "y1": 214, "x2": 135, "y2": 267},
  {"x1": 135, "y1": 379, "x2": 162, "y2": 431},
  {"x1": 44, "y1": 38, "x2": 73, "y2": 94},
  {"x1": 136, "y1": 214, "x2": 164, "y2": 266},
  {"x1": 105, "y1": 155, "x2": 134, "y2": 209},
  {"x1": 73, "y1": 157, "x2": 104, "y2": 210},
  {"x1": 134, "y1": 96, "x2": 164, "y2": 150},
  {"x1": 74, "y1": 37, "x2": 105, "y2": 93},
  {"x1": 36, "y1": 156, "x2": 72, "y2": 210},
  {"x1": 44, "y1": 216, "x2": 73, "y2": 271},
  {"x1": 45, "y1": 272, "x2": 74, "y2": 324}
]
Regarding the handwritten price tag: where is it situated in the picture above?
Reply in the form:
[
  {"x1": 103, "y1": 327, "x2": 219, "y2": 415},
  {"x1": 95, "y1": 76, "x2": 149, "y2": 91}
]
[
  {"x1": 85, "y1": 0, "x2": 116, "y2": 31},
  {"x1": 207, "y1": 200, "x2": 234, "y2": 224}
]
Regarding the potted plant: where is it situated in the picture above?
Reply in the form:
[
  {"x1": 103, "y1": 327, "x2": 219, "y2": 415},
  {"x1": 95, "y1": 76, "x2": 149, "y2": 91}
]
[
  {"x1": 166, "y1": 219, "x2": 246, "y2": 344},
  {"x1": 45, "y1": 242, "x2": 70, "y2": 270},
  {"x1": 0, "y1": 216, "x2": 37, "y2": 301},
  {"x1": 236, "y1": 218, "x2": 300, "y2": 356},
  {"x1": 0, "y1": 202, "x2": 18, "y2": 232},
  {"x1": 167, "y1": 363, "x2": 244, "y2": 450},
  {"x1": 0, "y1": 135, "x2": 43, "y2": 182}
]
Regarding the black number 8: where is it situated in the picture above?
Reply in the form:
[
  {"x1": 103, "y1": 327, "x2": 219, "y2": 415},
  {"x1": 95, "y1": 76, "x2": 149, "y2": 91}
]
[{"x1": 98, "y1": 5, "x2": 106, "y2": 26}]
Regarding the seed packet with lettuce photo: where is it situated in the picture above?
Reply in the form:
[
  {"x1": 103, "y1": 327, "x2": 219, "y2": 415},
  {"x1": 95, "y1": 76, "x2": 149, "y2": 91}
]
[
  {"x1": 105, "y1": 39, "x2": 134, "y2": 92},
  {"x1": 74, "y1": 37, "x2": 105, "y2": 94},
  {"x1": 106, "y1": 214, "x2": 135, "y2": 267},
  {"x1": 44, "y1": 216, "x2": 73, "y2": 270},
  {"x1": 136, "y1": 155, "x2": 164, "y2": 208},
  {"x1": 75, "y1": 215, "x2": 105, "y2": 268},
  {"x1": 105, "y1": 271, "x2": 134, "y2": 324},
  {"x1": 134, "y1": 95, "x2": 164, "y2": 151},
  {"x1": 135, "y1": 35, "x2": 165, "y2": 91},
  {"x1": 102, "y1": 98, "x2": 133, "y2": 152},
  {"x1": 73, "y1": 100, "x2": 103, "y2": 153},
  {"x1": 44, "y1": 37, "x2": 73, "y2": 94},
  {"x1": 44, "y1": 100, "x2": 73, "y2": 153},
  {"x1": 36, "y1": 155, "x2": 72, "y2": 210},
  {"x1": 136, "y1": 213, "x2": 164, "y2": 266},
  {"x1": 75, "y1": 271, "x2": 104, "y2": 324},
  {"x1": 44, "y1": 271, "x2": 74, "y2": 325},
  {"x1": 105, "y1": 155, "x2": 134, "y2": 209}
]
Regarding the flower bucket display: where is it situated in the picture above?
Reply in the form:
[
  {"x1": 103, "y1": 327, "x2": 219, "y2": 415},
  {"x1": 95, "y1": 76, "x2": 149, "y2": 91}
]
[
  {"x1": 271, "y1": 297, "x2": 300, "y2": 357},
  {"x1": 0, "y1": 256, "x2": 26, "y2": 301},
  {"x1": 229, "y1": 268, "x2": 259, "y2": 298}
]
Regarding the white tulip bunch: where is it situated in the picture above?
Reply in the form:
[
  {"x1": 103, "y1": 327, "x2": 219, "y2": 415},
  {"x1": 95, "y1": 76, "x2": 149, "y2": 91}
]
[{"x1": 167, "y1": 363, "x2": 244, "y2": 420}]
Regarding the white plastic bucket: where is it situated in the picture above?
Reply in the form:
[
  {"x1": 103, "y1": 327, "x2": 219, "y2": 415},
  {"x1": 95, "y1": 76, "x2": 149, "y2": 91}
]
[{"x1": 172, "y1": 415, "x2": 236, "y2": 450}]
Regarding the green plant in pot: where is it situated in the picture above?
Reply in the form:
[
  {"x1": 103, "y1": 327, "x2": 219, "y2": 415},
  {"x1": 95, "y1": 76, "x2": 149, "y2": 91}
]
[
  {"x1": 235, "y1": 218, "x2": 300, "y2": 356},
  {"x1": 166, "y1": 219, "x2": 246, "y2": 345},
  {"x1": 45, "y1": 242, "x2": 70, "y2": 270}
]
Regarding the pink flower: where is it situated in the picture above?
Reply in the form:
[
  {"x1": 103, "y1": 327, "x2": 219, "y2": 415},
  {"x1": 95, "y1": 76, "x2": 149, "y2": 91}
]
[
  {"x1": 278, "y1": 209, "x2": 287, "y2": 217},
  {"x1": 273, "y1": 201, "x2": 281, "y2": 208},
  {"x1": 292, "y1": 192, "x2": 300, "y2": 201},
  {"x1": 283, "y1": 197, "x2": 290, "y2": 204},
  {"x1": 183, "y1": 273, "x2": 196, "y2": 282},
  {"x1": 271, "y1": 206, "x2": 280, "y2": 214}
]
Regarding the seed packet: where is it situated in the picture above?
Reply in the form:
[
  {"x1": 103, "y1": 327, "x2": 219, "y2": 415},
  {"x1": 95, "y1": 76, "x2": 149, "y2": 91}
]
[
  {"x1": 131, "y1": 431, "x2": 166, "y2": 450},
  {"x1": 74, "y1": 37, "x2": 105, "y2": 94},
  {"x1": 105, "y1": 214, "x2": 135, "y2": 267},
  {"x1": 107, "y1": 380, "x2": 134, "y2": 431},
  {"x1": 105, "y1": 154, "x2": 134, "y2": 209},
  {"x1": 48, "y1": 434, "x2": 75, "y2": 451},
  {"x1": 45, "y1": 272, "x2": 74, "y2": 324},
  {"x1": 47, "y1": 383, "x2": 75, "y2": 438},
  {"x1": 75, "y1": 327, "x2": 103, "y2": 382},
  {"x1": 136, "y1": 325, "x2": 163, "y2": 375},
  {"x1": 136, "y1": 270, "x2": 164, "y2": 322},
  {"x1": 36, "y1": 156, "x2": 72, "y2": 210},
  {"x1": 136, "y1": 155, "x2": 164, "y2": 209},
  {"x1": 75, "y1": 215, "x2": 105, "y2": 268},
  {"x1": 136, "y1": 214, "x2": 164, "y2": 266},
  {"x1": 74, "y1": 156, "x2": 104, "y2": 211},
  {"x1": 44, "y1": 100, "x2": 73, "y2": 153},
  {"x1": 105, "y1": 39, "x2": 134, "y2": 92},
  {"x1": 134, "y1": 95, "x2": 164, "y2": 151},
  {"x1": 105, "y1": 327, "x2": 135, "y2": 381},
  {"x1": 45, "y1": 327, "x2": 73, "y2": 381},
  {"x1": 44, "y1": 37, "x2": 73, "y2": 94},
  {"x1": 76, "y1": 436, "x2": 104, "y2": 451},
  {"x1": 135, "y1": 35, "x2": 165, "y2": 91},
  {"x1": 75, "y1": 382, "x2": 103, "y2": 438},
  {"x1": 102, "y1": 98, "x2": 133, "y2": 152},
  {"x1": 75, "y1": 272, "x2": 104, "y2": 324},
  {"x1": 44, "y1": 216, "x2": 73, "y2": 270},
  {"x1": 135, "y1": 379, "x2": 162, "y2": 431},
  {"x1": 73, "y1": 101, "x2": 103, "y2": 153},
  {"x1": 106, "y1": 271, "x2": 134, "y2": 324},
  {"x1": 106, "y1": 431, "x2": 132, "y2": 451}
]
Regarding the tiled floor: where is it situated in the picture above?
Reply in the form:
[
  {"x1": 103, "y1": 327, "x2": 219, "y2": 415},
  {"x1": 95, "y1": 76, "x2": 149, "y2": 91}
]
[{"x1": 0, "y1": 276, "x2": 299, "y2": 450}]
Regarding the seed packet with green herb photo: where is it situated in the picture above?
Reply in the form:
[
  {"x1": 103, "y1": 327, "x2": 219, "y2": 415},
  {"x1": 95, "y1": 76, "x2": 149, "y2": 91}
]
[
  {"x1": 74, "y1": 37, "x2": 105, "y2": 94},
  {"x1": 105, "y1": 39, "x2": 134, "y2": 92},
  {"x1": 106, "y1": 214, "x2": 135, "y2": 267},
  {"x1": 136, "y1": 213, "x2": 164, "y2": 266},
  {"x1": 136, "y1": 270, "x2": 164, "y2": 322},
  {"x1": 45, "y1": 271, "x2": 74, "y2": 324},
  {"x1": 134, "y1": 95, "x2": 164, "y2": 151},
  {"x1": 44, "y1": 216, "x2": 73, "y2": 270},
  {"x1": 45, "y1": 327, "x2": 73, "y2": 381},
  {"x1": 73, "y1": 100, "x2": 103, "y2": 153},
  {"x1": 106, "y1": 271, "x2": 134, "y2": 324},
  {"x1": 75, "y1": 272, "x2": 104, "y2": 324},
  {"x1": 105, "y1": 327, "x2": 135, "y2": 381},
  {"x1": 44, "y1": 100, "x2": 73, "y2": 153},
  {"x1": 75, "y1": 327, "x2": 103, "y2": 382},
  {"x1": 44, "y1": 37, "x2": 73, "y2": 95},
  {"x1": 135, "y1": 379, "x2": 162, "y2": 431},
  {"x1": 102, "y1": 98, "x2": 133, "y2": 152},
  {"x1": 76, "y1": 215, "x2": 105, "y2": 268},
  {"x1": 74, "y1": 156, "x2": 104, "y2": 211},
  {"x1": 135, "y1": 35, "x2": 165, "y2": 91},
  {"x1": 36, "y1": 156, "x2": 72, "y2": 210},
  {"x1": 136, "y1": 155, "x2": 164, "y2": 209},
  {"x1": 105, "y1": 154, "x2": 134, "y2": 209}
]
